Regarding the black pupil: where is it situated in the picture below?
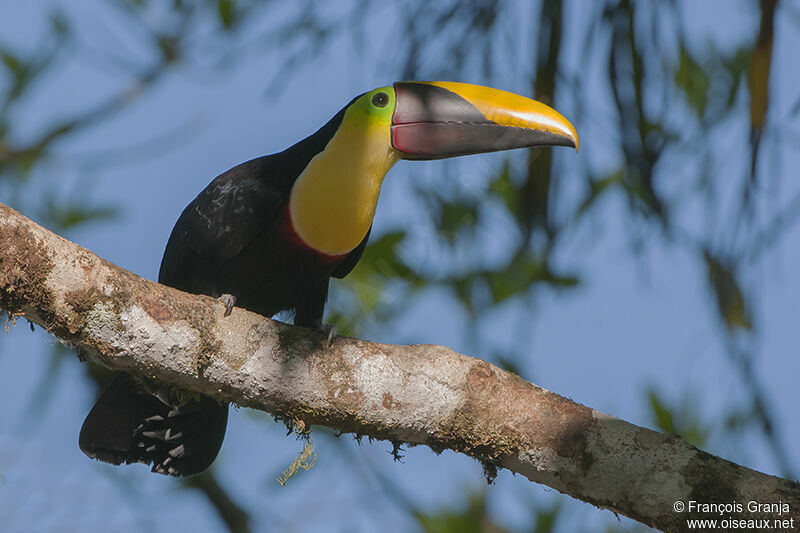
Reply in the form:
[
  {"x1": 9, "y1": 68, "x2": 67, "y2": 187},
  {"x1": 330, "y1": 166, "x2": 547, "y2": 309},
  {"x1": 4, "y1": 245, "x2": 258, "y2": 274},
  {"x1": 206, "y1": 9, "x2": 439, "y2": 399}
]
[{"x1": 372, "y1": 92, "x2": 388, "y2": 107}]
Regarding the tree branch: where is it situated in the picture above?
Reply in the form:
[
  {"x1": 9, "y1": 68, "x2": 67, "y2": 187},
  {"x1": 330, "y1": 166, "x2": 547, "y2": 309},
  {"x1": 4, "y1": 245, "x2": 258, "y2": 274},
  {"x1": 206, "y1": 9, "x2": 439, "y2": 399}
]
[{"x1": 1, "y1": 201, "x2": 798, "y2": 532}]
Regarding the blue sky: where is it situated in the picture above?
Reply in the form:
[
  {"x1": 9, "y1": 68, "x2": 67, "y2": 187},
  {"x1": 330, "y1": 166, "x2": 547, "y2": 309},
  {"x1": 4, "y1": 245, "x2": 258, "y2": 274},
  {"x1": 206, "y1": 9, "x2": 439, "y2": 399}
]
[{"x1": 1, "y1": 1, "x2": 799, "y2": 532}]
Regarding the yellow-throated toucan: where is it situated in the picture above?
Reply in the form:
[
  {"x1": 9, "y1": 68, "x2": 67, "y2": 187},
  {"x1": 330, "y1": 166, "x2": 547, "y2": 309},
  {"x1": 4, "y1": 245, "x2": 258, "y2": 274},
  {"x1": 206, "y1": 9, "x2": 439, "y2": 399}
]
[{"x1": 79, "y1": 82, "x2": 578, "y2": 476}]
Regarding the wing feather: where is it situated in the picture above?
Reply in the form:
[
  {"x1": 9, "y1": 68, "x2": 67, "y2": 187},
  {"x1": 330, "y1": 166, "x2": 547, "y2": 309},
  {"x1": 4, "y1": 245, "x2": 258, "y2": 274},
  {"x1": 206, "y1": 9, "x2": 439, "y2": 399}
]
[{"x1": 158, "y1": 157, "x2": 285, "y2": 286}]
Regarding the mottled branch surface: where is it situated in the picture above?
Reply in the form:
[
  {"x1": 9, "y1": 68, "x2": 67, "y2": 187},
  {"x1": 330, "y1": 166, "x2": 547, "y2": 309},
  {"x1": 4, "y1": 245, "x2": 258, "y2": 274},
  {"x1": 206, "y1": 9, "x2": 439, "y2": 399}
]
[{"x1": 1, "y1": 202, "x2": 798, "y2": 532}]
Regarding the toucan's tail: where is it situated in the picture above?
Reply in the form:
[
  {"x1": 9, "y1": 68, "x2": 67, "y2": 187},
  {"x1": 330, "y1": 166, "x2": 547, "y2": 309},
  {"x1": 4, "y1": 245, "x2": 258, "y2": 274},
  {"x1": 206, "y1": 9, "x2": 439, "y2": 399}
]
[{"x1": 79, "y1": 373, "x2": 228, "y2": 477}]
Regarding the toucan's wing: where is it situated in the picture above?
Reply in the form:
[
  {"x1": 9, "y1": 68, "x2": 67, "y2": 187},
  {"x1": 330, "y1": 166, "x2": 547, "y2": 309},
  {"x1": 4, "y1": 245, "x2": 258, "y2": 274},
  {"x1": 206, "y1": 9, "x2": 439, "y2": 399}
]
[
  {"x1": 159, "y1": 156, "x2": 286, "y2": 286},
  {"x1": 159, "y1": 103, "x2": 349, "y2": 288},
  {"x1": 331, "y1": 227, "x2": 371, "y2": 279}
]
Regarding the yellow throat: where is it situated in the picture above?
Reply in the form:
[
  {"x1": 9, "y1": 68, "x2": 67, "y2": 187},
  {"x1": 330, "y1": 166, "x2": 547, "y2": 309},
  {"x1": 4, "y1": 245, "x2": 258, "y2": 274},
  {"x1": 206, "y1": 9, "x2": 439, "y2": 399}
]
[{"x1": 289, "y1": 93, "x2": 399, "y2": 256}]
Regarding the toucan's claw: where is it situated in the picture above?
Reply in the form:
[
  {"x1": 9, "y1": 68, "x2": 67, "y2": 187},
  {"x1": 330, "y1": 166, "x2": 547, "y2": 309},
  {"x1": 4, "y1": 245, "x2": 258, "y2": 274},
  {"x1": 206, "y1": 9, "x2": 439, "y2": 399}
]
[
  {"x1": 218, "y1": 294, "x2": 237, "y2": 317},
  {"x1": 320, "y1": 324, "x2": 338, "y2": 347}
]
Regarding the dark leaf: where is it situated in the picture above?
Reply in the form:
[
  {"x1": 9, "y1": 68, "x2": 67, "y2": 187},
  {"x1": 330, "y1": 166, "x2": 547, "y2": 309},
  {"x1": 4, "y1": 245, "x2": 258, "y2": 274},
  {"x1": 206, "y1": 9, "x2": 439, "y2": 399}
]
[
  {"x1": 574, "y1": 170, "x2": 622, "y2": 220},
  {"x1": 462, "y1": 254, "x2": 578, "y2": 307},
  {"x1": 647, "y1": 389, "x2": 676, "y2": 434},
  {"x1": 39, "y1": 202, "x2": 119, "y2": 232},
  {"x1": 532, "y1": 500, "x2": 562, "y2": 533},
  {"x1": 414, "y1": 491, "x2": 499, "y2": 533},
  {"x1": 48, "y1": 9, "x2": 71, "y2": 37},
  {"x1": 360, "y1": 231, "x2": 412, "y2": 279},
  {"x1": 0, "y1": 50, "x2": 24, "y2": 80},
  {"x1": 434, "y1": 198, "x2": 479, "y2": 243},
  {"x1": 494, "y1": 354, "x2": 524, "y2": 378},
  {"x1": 748, "y1": 0, "x2": 777, "y2": 132},
  {"x1": 722, "y1": 47, "x2": 751, "y2": 111},
  {"x1": 647, "y1": 388, "x2": 710, "y2": 447},
  {"x1": 217, "y1": 0, "x2": 236, "y2": 29},
  {"x1": 703, "y1": 251, "x2": 752, "y2": 331},
  {"x1": 0, "y1": 49, "x2": 31, "y2": 102},
  {"x1": 674, "y1": 47, "x2": 710, "y2": 118},
  {"x1": 325, "y1": 311, "x2": 358, "y2": 338},
  {"x1": 488, "y1": 160, "x2": 518, "y2": 219}
]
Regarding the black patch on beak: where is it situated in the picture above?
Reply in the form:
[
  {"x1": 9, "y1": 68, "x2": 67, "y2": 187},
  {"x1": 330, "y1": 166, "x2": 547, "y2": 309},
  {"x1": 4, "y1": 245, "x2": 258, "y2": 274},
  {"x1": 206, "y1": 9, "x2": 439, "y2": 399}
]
[{"x1": 392, "y1": 82, "x2": 487, "y2": 126}]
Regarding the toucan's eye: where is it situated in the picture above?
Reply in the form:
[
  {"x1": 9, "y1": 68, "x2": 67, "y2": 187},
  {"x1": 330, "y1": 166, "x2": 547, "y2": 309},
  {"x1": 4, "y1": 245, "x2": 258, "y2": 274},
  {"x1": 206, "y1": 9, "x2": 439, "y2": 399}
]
[{"x1": 372, "y1": 92, "x2": 388, "y2": 108}]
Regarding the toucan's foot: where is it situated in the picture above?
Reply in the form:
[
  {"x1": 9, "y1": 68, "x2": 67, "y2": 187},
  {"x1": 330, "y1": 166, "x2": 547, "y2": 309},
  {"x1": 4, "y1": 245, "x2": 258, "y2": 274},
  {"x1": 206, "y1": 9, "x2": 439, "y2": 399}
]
[
  {"x1": 319, "y1": 324, "x2": 337, "y2": 347},
  {"x1": 218, "y1": 294, "x2": 237, "y2": 317}
]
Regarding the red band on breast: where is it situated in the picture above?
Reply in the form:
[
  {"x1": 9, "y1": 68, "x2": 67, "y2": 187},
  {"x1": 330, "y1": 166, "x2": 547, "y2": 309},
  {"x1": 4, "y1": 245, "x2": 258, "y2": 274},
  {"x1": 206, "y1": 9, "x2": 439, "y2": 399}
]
[{"x1": 278, "y1": 206, "x2": 347, "y2": 265}]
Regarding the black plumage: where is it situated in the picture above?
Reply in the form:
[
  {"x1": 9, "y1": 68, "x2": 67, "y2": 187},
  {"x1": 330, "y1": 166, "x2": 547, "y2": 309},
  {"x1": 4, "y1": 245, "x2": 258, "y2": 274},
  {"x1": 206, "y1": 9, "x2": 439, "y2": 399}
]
[
  {"x1": 80, "y1": 98, "x2": 366, "y2": 476},
  {"x1": 77, "y1": 81, "x2": 579, "y2": 476}
]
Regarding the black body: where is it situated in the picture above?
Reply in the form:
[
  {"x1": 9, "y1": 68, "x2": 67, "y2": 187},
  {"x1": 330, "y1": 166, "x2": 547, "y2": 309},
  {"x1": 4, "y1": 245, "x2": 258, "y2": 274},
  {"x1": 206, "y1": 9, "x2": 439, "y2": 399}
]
[{"x1": 80, "y1": 98, "x2": 366, "y2": 476}]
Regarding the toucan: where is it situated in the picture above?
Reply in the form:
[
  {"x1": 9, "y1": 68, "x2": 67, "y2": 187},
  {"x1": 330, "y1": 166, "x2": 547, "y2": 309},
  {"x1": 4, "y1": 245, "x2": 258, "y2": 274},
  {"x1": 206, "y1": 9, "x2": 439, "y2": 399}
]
[{"x1": 78, "y1": 81, "x2": 578, "y2": 476}]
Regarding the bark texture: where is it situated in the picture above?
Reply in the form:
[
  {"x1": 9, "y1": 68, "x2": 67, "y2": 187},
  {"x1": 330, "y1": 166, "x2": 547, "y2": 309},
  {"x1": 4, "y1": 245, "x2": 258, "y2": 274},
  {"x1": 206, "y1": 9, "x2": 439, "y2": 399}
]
[{"x1": 1, "y1": 202, "x2": 798, "y2": 532}]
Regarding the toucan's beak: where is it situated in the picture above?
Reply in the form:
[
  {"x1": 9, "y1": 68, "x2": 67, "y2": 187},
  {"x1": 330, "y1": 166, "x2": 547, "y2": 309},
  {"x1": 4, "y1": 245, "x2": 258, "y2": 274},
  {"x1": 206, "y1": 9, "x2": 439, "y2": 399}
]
[{"x1": 391, "y1": 81, "x2": 578, "y2": 160}]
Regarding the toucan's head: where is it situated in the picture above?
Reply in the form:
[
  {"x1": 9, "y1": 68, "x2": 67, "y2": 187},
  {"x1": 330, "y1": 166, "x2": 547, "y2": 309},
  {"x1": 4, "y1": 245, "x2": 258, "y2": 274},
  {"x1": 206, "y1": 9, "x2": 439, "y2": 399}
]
[
  {"x1": 289, "y1": 82, "x2": 578, "y2": 257},
  {"x1": 344, "y1": 81, "x2": 578, "y2": 161}
]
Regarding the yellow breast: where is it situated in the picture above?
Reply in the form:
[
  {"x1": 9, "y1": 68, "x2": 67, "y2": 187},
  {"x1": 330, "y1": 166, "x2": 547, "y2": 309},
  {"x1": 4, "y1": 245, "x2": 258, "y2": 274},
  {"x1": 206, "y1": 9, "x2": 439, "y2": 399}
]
[{"x1": 289, "y1": 111, "x2": 399, "y2": 256}]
